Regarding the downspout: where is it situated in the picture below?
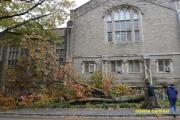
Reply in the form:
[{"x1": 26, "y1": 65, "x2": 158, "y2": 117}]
[
  {"x1": 65, "y1": 10, "x2": 74, "y2": 63},
  {"x1": 143, "y1": 55, "x2": 152, "y2": 84},
  {"x1": 149, "y1": 61, "x2": 153, "y2": 85}
]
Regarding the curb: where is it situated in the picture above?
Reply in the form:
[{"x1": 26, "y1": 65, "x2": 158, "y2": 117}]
[{"x1": 0, "y1": 112, "x2": 180, "y2": 117}]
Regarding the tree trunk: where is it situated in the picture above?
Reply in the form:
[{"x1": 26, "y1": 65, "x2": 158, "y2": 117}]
[
  {"x1": 68, "y1": 94, "x2": 144, "y2": 104},
  {"x1": 62, "y1": 69, "x2": 113, "y2": 98}
]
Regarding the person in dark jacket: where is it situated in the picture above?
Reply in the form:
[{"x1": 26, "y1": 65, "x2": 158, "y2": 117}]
[
  {"x1": 146, "y1": 82, "x2": 156, "y2": 109},
  {"x1": 147, "y1": 82, "x2": 155, "y2": 97},
  {"x1": 166, "y1": 84, "x2": 178, "y2": 116}
]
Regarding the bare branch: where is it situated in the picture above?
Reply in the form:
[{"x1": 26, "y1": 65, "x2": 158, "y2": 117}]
[
  {"x1": 7, "y1": 13, "x2": 49, "y2": 31},
  {"x1": 6, "y1": 31, "x2": 22, "y2": 36},
  {"x1": 0, "y1": 13, "x2": 50, "y2": 39},
  {"x1": 0, "y1": 0, "x2": 45, "y2": 21},
  {"x1": 0, "y1": 0, "x2": 11, "y2": 2},
  {"x1": 19, "y1": 0, "x2": 34, "y2": 3}
]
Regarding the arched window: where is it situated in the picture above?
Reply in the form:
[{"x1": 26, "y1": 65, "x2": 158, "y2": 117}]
[
  {"x1": 106, "y1": 6, "x2": 141, "y2": 43},
  {"x1": 125, "y1": 10, "x2": 130, "y2": 20},
  {"x1": 120, "y1": 10, "x2": 125, "y2": 20},
  {"x1": 107, "y1": 14, "x2": 112, "y2": 22},
  {"x1": 133, "y1": 12, "x2": 138, "y2": 20},
  {"x1": 114, "y1": 11, "x2": 119, "y2": 21}
]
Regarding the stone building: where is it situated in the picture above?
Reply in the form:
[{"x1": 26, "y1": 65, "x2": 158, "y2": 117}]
[
  {"x1": 0, "y1": 28, "x2": 66, "y2": 67},
  {"x1": 0, "y1": 28, "x2": 66, "y2": 88},
  {"x1": 66, "y1": 0, "x2": 180, "y2": 90},
  {"x1": 52, "y1": 28, "x2": 66, "y2": 65}
]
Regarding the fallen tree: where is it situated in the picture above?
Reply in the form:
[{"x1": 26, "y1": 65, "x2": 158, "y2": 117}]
[
  {"x1": 62, "y1": 69, "x2": 113, "y2": 99},
  {"x1": 68, "y1": 94, "x2": 144, "y2": 104},
  {"x1": 3, "y1": 33, "x2": 144, "y2": 109}
]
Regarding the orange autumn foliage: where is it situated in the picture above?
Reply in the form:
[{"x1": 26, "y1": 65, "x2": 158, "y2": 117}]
[
  {"x1": 0, "y1": 92, "x2": 16, "y2": 111},
  {"x1": 102, "y1": 75, "x2": 113, "y2": 96}
]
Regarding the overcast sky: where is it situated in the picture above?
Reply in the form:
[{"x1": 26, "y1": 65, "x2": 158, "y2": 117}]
[
  {"x1": 60, "y1": 0, "x2": 90, "y2": 27},
  {"x1": 74, "y1": 0, "x2": 90, "y2": 8}
]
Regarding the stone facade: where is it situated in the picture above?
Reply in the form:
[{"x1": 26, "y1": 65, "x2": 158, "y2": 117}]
[
  {"x1": 0, "y1": 28, "x2": 66, "y2": 89},
  {"x1": 66, "y1": 0, "x2": 180, "y2": 93}
]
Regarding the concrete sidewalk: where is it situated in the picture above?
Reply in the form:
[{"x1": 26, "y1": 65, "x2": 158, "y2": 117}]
[{"x1": 0, "y1": 108, "x2": 180, "y2": 117}]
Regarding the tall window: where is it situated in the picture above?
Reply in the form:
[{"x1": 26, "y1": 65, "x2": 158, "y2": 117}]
[
  {"x1": 0, "y1": 45, "x2": 2, "y2": 61},
  {"x1": 110, "y1": 61, "x2": 123, "y2": 73},
  {"x1": 55, "y1": 43, "x2": 65, "y2": 65},
  {"x1": 158, "y1": 60, "x2": 171, "y2": 73},
  {"x1": 128, "y1": 60, "x2": 141, "y2": 73},
  {"x1": 8, "y1": 46, "x2": 21, "y2": 67},
  {"x1": 175, "y1": 1, "x2": 180, "y2": 9},
  {"x1": 107, "y1": 14, "x2": 113, "y2": 42},
  {"x1": 106, "y1": 7, "x2": 141, "y2": 43},
  {"x1": 175, "y1": 1, "x2": 180, "y2": 21}
]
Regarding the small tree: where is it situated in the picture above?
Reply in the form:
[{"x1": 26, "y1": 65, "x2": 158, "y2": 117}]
[
  {"x1": 4, "y1": 33, "x2": 62, "y2": 96},
  {"x1": 90, "y1": 71, "x2": 103, "y2": 89}
]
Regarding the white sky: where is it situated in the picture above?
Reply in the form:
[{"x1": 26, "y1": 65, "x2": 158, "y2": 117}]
[
  {"x1": 74, "y1": 0, "x2": 90, "y2": 8},
  {"x1": 60, "y1": 0, "x2": 90, "y2": 27}
]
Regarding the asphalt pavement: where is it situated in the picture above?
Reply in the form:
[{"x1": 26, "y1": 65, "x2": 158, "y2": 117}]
[
  {"x1": 0, "y1": 107, "x2": 180, "y2": 117},
  {"x1": 0, "y1": 115, "x2": 180, "y2": 120}
]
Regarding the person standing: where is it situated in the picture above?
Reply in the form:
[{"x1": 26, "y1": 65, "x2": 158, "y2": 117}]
[
  {"x1": 146, "y1": 82, "x2": 156, "y2": 109},
  {"x1": 166, "y1": 84, "x2": 178, "y2": 117},
  {"x1": 142, "y1": 81, "x2": 159, "y2": 109}
]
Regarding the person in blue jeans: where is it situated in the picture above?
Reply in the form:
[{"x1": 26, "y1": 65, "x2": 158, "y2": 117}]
[{"x1": 166, "y1": 84, "x2": 178, "y2": 117}]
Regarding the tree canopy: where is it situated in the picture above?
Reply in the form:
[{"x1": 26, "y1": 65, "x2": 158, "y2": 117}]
[{"x1": 0, "y1": 0, "x2": 74, "y2": 39}]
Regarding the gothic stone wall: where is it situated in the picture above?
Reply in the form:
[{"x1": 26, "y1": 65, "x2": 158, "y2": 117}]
[{"x1": 68, "y1": 0, "x2": 180, "y2": 95}]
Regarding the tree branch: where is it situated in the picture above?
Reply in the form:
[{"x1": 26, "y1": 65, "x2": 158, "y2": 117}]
[
  {"x1": 0, "y1": 0, "x2": 45, "y2": 21},
  {"x1": 0, "y1": 0, "x2": 11, "y2": 2},
  {"x1": 6, "y1": 31, "x2": 22, "y2": 36},
  {"x1": 0, "y1": 13, "x2": 50, "y2": 39},
  {"x1": 20, "y1": 0, "x2": 34, "y2": 3}
]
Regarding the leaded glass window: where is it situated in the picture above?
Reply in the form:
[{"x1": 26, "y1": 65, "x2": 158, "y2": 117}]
[{"x1": 106, "y1": 7, "x2": 141, "y2": 43}]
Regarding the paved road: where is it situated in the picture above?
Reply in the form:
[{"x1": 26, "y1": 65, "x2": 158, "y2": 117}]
[
  {"x1": 0, "y1": 115, "x2": 180, "y2": 120},
  {"x1": 0, "y1": 115, "x2": 179, "y2": 120},
  {"x1": 1, "y1": 108, "x2": 180, "y2": 116},
  {"x1": 1, "y1": 108, "x2": 180, "y2": 120}
]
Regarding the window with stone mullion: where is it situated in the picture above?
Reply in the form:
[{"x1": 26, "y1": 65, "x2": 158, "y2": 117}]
[
  {"x1": 111, "y1": 61, "x2": 122, "y2": 73},
  {"x1": 128, "y1": 60, "x2": 141, "y2": 73},
  {"x1": 158, "y1": 60, "x2": 171, "y2": 72},
  {"x1": 114, "y1": 9, "x2": 132, "y2": 42},
  {"x1": 107, "y1": 14, "x2": 113, "y2": 42},
  {"x1": 133, "y1": 11, "x2": 140, "y2": 41},
  {"x1": 8, "y1": 46, "x2": 20, "y2": 67},
  {"x1": 107, "y1": 7, "x2": 141, "y2": 43}
]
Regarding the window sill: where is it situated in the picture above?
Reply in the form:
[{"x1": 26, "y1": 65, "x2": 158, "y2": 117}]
[
  {"x1": 157, "y1": 72, "x2": 171, "y2": 74},
  {"x1": 82, "y1": 72, "x2": 94, "y2": 75},
  {"x1": 106, "y1": 42, "x2": 113, "y2": 44},
  {"x1": 128, "y1": 72, "x2": 142, "y2": 74},
  {"x1": 118, "y1": 40, "x2": 141, "y2": 43},
  {"x1": 111, "y1": 72, "x2": 123, "y2": 74}
]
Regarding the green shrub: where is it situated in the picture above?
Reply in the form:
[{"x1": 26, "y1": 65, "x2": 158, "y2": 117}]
[
  {"x1": 110, "y1": 84, "x2": 134, "y2": 96},
  {"x1": 90, "y1": 71, "x2": 103, "y2": 89}
]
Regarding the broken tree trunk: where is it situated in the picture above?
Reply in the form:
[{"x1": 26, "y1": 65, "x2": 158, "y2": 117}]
[
  {"x1": 62, "y1": 69, "x2": 113, "y2": 99},
  {"x1": 68, "y1": 94, "x2": 144, "y2": 104}
]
